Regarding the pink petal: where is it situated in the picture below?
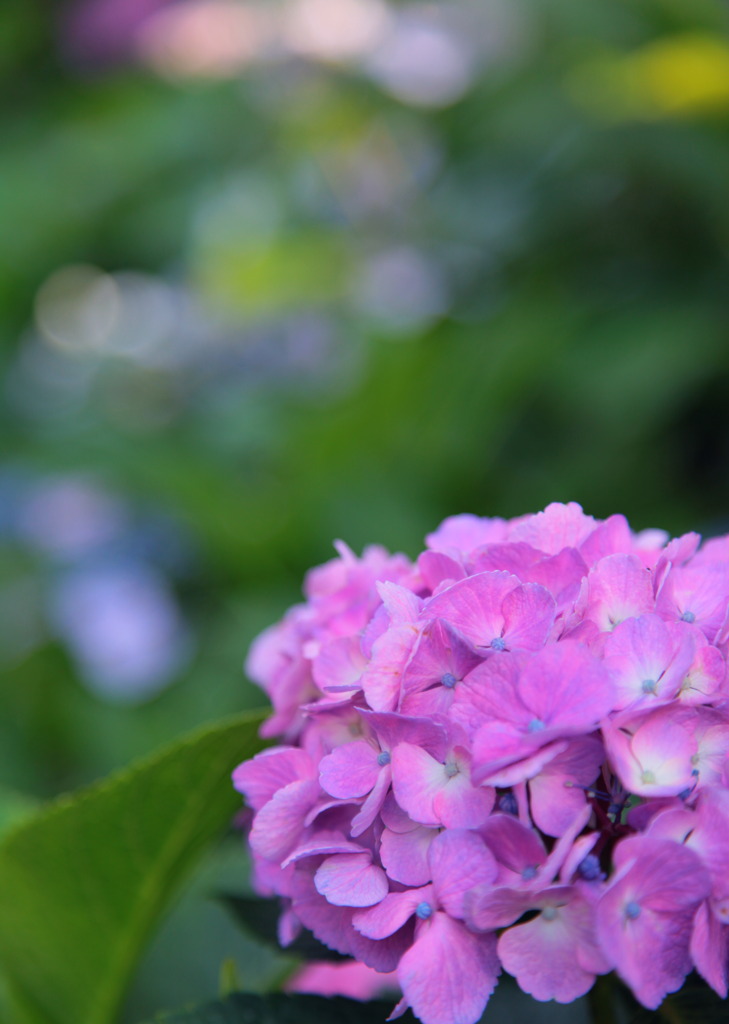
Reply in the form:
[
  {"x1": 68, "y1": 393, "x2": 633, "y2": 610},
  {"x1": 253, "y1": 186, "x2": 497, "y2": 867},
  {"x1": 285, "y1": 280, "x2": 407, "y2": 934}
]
[
  {"x1": 353, "y1": 886, "x2": 432, "y2": 939},
  {"x1": 691, "y1": 900, "x2": 729, "y2": 998},
  {"x1": 425, "y1": 514, "x2": 507, "y2": 559},
  {"x1": 424, "y1": 571, "x2": 520, "y2": 648},
  {"x1": 579, "y1": 553, "x2": 655, "y2": 632},
  {"x1": 500, "y1": 583, "x2": 556, "y2": 651},
  {"x1": 391, "y1": 743, "x2": 448, "y2": 827},
  {"x1": 249, "y1": 778, "x2": 321, "y2": 861},
  {"x1": 509, "y1": 502, "x2": 596, "y2": 555},
  {"x1": 361, "y1": 625, "x2": 420, "y2": 712},
  {"x1": 498, "y1": 895, "x2": 606, "y2": 1002},
  {"x1": 380, "y1": 825, "x2": 437, "y2": 886},
  {"x1": 429, "y1": 829, "x2": 498, "y2": 918},
  {"x1": 319, "y1": 740, "x2": 380, "y2": 799},
  {"x1": 397, "y1": 913, "x2": 500, "y2": 1024},
  {"x1": 595, "y1": 838, "x2": 710, "y2": 1008},
  {"x1": 233, "y1": 746, "x2": 315, "y2": 810},
  {"x1": 314, "y1": 852, "x2": 389, "y2": 907}
]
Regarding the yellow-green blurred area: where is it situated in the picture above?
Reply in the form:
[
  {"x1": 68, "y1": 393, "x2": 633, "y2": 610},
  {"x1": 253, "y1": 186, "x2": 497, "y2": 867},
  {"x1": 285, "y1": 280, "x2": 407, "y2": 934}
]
[{"x1": 1, "y1": 0, "x2": 729, "y2": 1015}]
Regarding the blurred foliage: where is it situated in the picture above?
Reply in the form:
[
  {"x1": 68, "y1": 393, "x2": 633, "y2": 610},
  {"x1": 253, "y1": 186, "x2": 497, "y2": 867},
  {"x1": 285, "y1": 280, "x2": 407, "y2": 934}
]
[{"x1": 0, "y1": 0, "x2": 728, "y2": 1017}]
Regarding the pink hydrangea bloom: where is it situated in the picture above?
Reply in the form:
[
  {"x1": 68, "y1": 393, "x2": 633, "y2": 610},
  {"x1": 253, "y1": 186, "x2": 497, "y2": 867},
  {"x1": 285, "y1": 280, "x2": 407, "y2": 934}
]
[{"x1": 233, "y1": 504, "x2": 729, "y2": 1024}]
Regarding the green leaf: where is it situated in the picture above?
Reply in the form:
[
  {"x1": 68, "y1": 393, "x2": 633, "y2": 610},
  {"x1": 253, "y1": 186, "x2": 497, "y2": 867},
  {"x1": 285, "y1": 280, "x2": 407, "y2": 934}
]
[
  {"x1": 0, "y1": 787, "x2": 37, "y2": 838},
  {"x1": 218, "y1": 894, "x2": 346, "y2": 964},
  {"x1": 143, "y1": 992, "x2": 403, "y2": 1024},
  {"x1": 0, "y1": 709, "x2": 267, "y2": 1024}
]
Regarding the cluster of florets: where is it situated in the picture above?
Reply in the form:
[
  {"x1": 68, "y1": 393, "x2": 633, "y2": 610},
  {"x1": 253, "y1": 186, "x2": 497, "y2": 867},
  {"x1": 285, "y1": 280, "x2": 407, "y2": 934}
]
[{"x1": 233, "y1": 503, "x2": 729, "y2": 1024}]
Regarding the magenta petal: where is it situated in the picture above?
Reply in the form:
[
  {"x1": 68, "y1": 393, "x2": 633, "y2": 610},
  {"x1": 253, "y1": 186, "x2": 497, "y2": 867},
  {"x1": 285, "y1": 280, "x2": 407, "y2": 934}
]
[
  {"x1": 319, "y1": 740, "x2": 380, "y2": 799},
  {"x1": 314, "y1": 852, "x2": 389, "y2": 907},
  {"x1": 429, "y1": 829, "x2": 498, "y2": 918},
  {"x1": 398, "y1": 913, "x2": 500, "y2": 1024}
]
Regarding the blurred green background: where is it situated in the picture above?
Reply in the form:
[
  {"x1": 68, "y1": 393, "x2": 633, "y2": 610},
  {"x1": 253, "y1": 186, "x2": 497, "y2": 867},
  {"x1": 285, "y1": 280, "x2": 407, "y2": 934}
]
[{"x1": 1, "y1": 0, "x2": 728, "y2": 1017}]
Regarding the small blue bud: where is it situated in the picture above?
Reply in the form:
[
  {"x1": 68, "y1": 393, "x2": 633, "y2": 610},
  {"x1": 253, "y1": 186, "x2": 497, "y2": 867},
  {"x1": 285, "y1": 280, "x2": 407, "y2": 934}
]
[
  {"x1": 528, "y1": 718, "x2": 545, "y2": 733},
  {"x1": 681, "y1": 611, "x2": 696, "y2": 624},
  {"x1": 415, "y1": 902, "x2": 433, "y2": 920},
  {"x1": 625, "y1": 901, "x2": 641, "y2": 920},
  {"x1": 641, "y1": 678, "x2": 657, "y2": 694},
  {"x1": 441, "y1": 672, "x2": 457, "y2": 689},
  {"x1": 498, "y1": 792, "x2": 518, "y2": 815},
  {"x1": 490, "y1": 637, "x2": 507, "y2": 651},
  {"x1": 521, "y1": 865, "x2": 538, "y2": 880},
  {"x1": 377, "y1": 751, "x2": 391, "y2": 767},
  {"x1": 577, "y1": 854, "x2": 603, "y2": 881}
]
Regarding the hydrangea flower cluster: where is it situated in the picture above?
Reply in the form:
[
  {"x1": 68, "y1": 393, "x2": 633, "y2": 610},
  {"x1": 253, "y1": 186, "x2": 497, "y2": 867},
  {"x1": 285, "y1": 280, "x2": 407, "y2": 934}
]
[{"x1": 233, "y1": 503, "x2": 729, "y2": 1024}]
